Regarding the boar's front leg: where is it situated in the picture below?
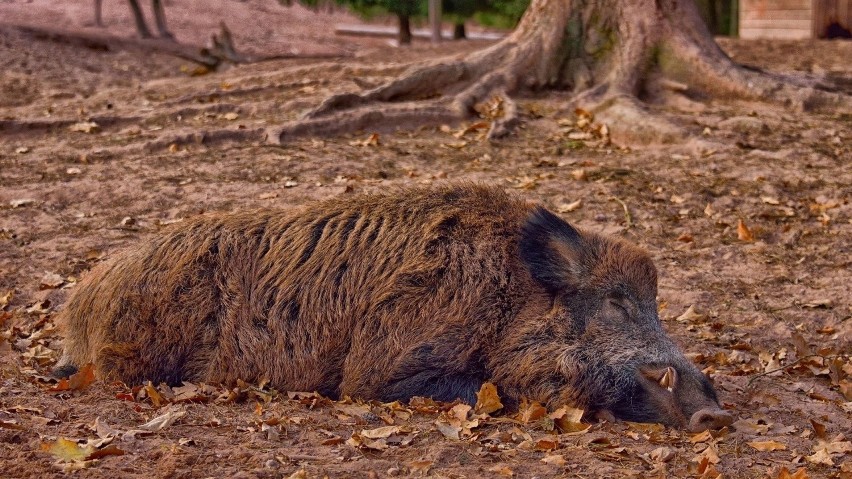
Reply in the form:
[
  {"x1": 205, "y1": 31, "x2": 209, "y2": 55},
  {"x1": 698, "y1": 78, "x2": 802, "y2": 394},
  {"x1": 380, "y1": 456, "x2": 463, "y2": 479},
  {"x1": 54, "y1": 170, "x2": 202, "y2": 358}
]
[{"x1": 374, "y1": 343, "x2": 487, "y2": 405}]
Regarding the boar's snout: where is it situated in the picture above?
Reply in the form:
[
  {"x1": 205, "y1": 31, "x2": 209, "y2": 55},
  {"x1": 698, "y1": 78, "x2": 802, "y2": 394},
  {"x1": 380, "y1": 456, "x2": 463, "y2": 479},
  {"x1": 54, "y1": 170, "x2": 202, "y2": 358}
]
[
  {"x1": 688, "y1": 407, "x2": 733, "y2": 432},
  {"x1": 613, "y1": 363, "x2": 734, "y2": 431}
]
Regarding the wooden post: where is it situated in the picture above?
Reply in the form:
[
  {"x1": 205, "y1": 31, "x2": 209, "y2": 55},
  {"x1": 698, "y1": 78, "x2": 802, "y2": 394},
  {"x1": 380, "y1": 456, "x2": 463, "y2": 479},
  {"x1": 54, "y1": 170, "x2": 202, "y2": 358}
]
[{"x1": 429, "y1": 0, "x2": 442, "y2": 43}]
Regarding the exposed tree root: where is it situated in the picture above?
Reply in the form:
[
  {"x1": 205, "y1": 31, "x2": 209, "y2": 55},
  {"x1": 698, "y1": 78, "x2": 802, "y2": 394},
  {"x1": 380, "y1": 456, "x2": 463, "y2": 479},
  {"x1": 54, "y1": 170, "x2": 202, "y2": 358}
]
[
  {"x1": 144, "y1": 127, "x2": 268, "y2": 151},
  {"x1": 271, "y1": 0, "x2": 851, "y2": 145}
]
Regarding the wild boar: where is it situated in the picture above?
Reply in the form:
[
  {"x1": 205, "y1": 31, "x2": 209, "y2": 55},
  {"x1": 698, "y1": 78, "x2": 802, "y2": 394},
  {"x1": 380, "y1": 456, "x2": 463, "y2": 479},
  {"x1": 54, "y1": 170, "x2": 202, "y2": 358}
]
[{"x1": 54, "y1": 184, "x2": 732, "y2": 432}]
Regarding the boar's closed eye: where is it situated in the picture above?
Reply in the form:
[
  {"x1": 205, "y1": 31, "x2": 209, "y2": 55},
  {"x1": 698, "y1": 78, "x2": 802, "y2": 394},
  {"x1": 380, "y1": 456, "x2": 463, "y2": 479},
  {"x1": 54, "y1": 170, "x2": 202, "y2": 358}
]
[{"x1": 608, "y1": 299, "x2": 630, "y2": 319}]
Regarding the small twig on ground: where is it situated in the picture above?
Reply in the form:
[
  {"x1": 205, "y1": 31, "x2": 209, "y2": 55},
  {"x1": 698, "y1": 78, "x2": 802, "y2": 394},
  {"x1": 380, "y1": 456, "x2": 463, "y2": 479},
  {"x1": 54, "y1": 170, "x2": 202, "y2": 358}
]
[
  {"x1": 284, "y1": 454, "x2": 325, "y2": 462},
  {"x1": 746, "y1": 354, "x2": 839, "y2": 388},
  {"x1": 609, "y1": 196, "x2": 632, "y2": 228}
]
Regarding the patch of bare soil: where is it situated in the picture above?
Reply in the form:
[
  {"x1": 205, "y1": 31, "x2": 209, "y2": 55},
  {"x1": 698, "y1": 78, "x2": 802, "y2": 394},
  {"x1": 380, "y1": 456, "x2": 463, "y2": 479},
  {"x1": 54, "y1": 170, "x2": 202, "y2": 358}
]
[{"x1": 0, "y1": 3, "x2": 850, "y2": 476}]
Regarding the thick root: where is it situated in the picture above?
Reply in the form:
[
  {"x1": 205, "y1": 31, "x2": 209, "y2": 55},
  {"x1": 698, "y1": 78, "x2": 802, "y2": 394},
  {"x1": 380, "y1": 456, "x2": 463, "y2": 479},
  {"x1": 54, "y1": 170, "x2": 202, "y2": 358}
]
[
  {"x1": 273, "y1": 100, "x2": 465, "y2": 143},
  {"x1": 277, "y1": 45, "x2": 533, "y2": 141},
  {"x1": 305, "y1": 61, "x2": 471, "y2": 119},
  {"x1": 589, "y1": 94, "x2": 687, "y2": 145},
  {"x1": 664, "y1": 31, "x2": 852, "y2": 112}
]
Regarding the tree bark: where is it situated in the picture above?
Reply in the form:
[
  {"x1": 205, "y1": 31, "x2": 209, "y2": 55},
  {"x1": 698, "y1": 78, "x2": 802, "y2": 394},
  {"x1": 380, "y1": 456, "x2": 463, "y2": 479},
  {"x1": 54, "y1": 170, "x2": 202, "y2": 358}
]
[
  {"x1": 272, "y1": 0, "x2": 851, "y2": 144},
  {"x1": 398, "y1": 14, "x2": 412, "y2": 45}
]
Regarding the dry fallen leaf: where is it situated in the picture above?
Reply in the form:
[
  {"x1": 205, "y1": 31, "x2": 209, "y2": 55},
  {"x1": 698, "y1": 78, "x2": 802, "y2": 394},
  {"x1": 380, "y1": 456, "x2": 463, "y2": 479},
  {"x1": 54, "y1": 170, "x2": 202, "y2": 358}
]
[
  {"x1": 40, "y1": 272, "x2": 64, "y2": 289},
  {"x1": 810, "y1": 419, "x2": 826, "y2": 439},
  {"x1": 650, "y1": 446, "x2": 675, "y2": 463},
  {"x1": 69, "y1": 121, "x2": 99, "y2": 133},
  {"x1": 454, "y1": 121, "x2": 489, "y2": 138},
  {"x1": 0, "y1": 421, "x2": 26, "y2": 430},
  {"x1": 359, "y1": 425, "x2": 406, "y2": 440},
  {"x1": 534, "y1": 437, "x2": 559, "y2": 451},
  {"x1": 49, "y1": 363, "x2": 96, "y2": 392},
  {"x1": 144, "y1": 382, "x2": 165, "y2": 407},
  {"x1": 41, "y1": 438, "x2": 94, "y2": 462},
  {"x1": 777, "y1": 467, "x2": 809, "y2": 479},
  {"x1": 748, "y1": 440, "x2": 787, "y2": 452},
  {"x1": 549, "y1": 406, "x2": 588, "y2": 434},
  {"x1": 93, "y1": 417, "x2": 118, "y2": 440},
  {"x1": 474, "y1": 382, "x2": 503, "y2": 415},
  {"x1": 85, "y1": 445, "x2": 125, "y2": 460},
  {"x1": 10, "y1": 199, "x2": 36, "y2": 208},
  {"x1": 676, "y1": 305, "x2": 704, "y2": 323},
  {"x1": 487, "y1": 465, "x2": 514, "y2": 477},
  {"x1": 516, "y1": 399, "x2": 548, "y2": 423},
  {"x1": 732, "y1": 419, "x2": 771, "y2": 437},
  {"x1": 349, "y1": 133, "x2": 380, "y2": 147},
  {"x1": 0, "y1": 290, "x2": 13, "y2": 310},
  {"x1": 737, "y1": 218, "x2": 754, "y2": 242},
  {"x1": 408, "y1": 460, "x2": 433, "y2": 474},
  {"x1": 805, "y1": 447, "x2": 834, "y2": 466},
  {"x1": 541, "y1": 454, "x2": 566, "y2": 466},
  {"x1": 139, "y1": 406, "x2": 186, "y2": 431},
  {"x1": 556, "y1": 199, "x2": 582, "y2": 213},
  {"x1": 692, "y1": 444, "x2": 721, "y2": 464},
  {"x1": 434, "y1": 420, "x2": 461, "y2": 440},
  {"x1": 690, "y1": 430, "x2": 713, "y2": 443}
]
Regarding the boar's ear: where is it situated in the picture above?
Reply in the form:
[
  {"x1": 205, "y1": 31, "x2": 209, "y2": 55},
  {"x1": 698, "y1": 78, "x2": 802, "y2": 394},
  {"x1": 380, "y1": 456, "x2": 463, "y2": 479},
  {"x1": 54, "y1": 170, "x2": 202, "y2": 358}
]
[{"x1": 519, "y1": 206, "x2": 584, "y2": 292}]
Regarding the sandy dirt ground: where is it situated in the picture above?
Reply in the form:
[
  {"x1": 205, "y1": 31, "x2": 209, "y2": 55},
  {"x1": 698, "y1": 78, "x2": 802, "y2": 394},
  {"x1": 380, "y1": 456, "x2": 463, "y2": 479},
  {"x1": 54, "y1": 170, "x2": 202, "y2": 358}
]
[{"x1": 0, "y1": 1, "x2": 850, "y2": 477}]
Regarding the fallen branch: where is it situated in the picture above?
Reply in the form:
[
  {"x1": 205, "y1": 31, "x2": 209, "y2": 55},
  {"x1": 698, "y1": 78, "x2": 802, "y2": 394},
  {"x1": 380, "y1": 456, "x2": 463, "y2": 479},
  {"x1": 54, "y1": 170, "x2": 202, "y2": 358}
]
[
  {"x1": 0, "y1": 23, "x2": 349, "y2": 70},
  {"x1": 746, "y1": 354, "x2": 841, "y2": 388},
  {"x1": 609, "y1": 196, "x2": 633, "y2": 229}
]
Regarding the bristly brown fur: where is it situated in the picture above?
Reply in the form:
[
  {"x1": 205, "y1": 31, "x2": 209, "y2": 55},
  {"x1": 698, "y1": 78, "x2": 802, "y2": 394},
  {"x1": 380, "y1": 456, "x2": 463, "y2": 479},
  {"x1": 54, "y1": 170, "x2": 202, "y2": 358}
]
[{"x1": 55, "y1": 183, "x2": 723, "y2": 425}]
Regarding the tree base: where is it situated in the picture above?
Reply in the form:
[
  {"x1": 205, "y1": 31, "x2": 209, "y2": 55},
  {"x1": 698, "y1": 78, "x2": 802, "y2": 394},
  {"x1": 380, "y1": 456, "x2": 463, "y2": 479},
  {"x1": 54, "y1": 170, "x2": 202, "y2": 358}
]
[{"x1": 271, "y1": 0, "x2": 850, "y2": 145}]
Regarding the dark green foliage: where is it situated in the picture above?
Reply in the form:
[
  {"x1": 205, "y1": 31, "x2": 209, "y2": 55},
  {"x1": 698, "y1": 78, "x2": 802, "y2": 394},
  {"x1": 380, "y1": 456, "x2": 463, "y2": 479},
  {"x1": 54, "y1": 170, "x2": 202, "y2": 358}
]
[
  {"x1": 471, "y1": 0, "x2": 528, "y2": 29},
  {"x1": 693, "y1": 0, "x2": 736, "y2": 36},
  {"x1": 281, "y1": 0, "x2": 419, "y2": 18},
  {"x1": 279, "y1": 0, "x2": 529, "y2": 41}
]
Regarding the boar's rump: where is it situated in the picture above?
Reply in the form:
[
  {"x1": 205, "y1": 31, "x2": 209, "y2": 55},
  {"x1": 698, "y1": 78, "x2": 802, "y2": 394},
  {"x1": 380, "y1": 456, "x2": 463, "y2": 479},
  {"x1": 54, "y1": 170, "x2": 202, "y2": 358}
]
[{"x1": 54, "y1": 184, "x2": 732, "y2": 431}]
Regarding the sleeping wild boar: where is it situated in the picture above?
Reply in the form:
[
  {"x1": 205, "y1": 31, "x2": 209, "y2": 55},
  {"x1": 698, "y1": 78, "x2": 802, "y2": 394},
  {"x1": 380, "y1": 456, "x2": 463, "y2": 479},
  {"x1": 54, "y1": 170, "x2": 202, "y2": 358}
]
[{"x1": 54, "y1": 184, "x2": 732, "y2": 432}]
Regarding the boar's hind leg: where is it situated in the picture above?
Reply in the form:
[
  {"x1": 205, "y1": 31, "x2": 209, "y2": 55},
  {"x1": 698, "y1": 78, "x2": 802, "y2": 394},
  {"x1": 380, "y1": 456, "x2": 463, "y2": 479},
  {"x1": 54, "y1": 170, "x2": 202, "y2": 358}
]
[{"x1": 378, "y1": 345, "x2": 486, "y2": 405}]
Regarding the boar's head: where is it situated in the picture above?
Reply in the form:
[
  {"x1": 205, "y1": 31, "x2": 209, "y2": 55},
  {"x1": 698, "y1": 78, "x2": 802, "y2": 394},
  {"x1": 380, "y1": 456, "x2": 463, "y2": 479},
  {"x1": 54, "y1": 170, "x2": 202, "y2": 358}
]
[{"x1": 520, "y1": 207, "x2": 732, "y2": 432}]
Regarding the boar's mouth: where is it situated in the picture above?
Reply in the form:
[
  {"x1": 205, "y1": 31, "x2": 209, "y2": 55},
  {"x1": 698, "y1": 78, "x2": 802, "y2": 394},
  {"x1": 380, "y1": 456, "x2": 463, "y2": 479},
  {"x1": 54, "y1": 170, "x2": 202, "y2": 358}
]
[{"x1": 602, "y1": 364, "x2": 733, "y2": 432}]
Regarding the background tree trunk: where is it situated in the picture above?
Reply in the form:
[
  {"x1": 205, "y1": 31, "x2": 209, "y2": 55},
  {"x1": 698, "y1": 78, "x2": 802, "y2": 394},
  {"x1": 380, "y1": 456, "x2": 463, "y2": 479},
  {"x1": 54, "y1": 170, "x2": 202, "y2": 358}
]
[
  {"x1": 398, "y1": 14, "x2": 412, "y2": 45},
  {"x1": 94, "y1": 0, "x2": 104, "y2": 27},
  {"x1": 272, "y1": 0, "x2": 851, "y2": 143},
  {"x1": 127, "y1": 0, "x2": 153, "y2": 38},
  {"x1": 453, "y1": 22, "x2": 466, "y2": 40},
  {"x1": 152, "y1": 0, "x2": 174, "y2": 39}
]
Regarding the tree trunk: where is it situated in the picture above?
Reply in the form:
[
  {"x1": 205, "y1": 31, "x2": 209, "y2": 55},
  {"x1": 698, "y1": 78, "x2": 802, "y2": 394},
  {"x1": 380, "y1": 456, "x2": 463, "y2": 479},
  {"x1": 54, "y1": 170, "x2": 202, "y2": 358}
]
[
  {"x1": 398, "y1": 14, "x2": 412, "y2": 45},
  {"x1": 272, "y1": 0, "x2": 851, "y2": 143},
  {"x1": 94, "y1": 0, "x2": 104, "y2": 27},
  {"x1": 152, "y1": 0, "x2": 174, "y2": 39},
  {"x1": 127, "y1": 0, "x2": 153, "y2": 39},
  {"x1": 453, "y1": 22, "x2": 466, "y2": 40}
]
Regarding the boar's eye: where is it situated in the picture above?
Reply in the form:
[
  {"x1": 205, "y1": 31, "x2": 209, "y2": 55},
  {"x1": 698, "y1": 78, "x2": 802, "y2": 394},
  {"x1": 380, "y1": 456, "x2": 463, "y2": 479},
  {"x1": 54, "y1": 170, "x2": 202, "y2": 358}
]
[
  {"x1": 607, "y1": 292, "x2": 632, "y2": 319},
  {"x1": 609, "y1": 299, "x2": 629, "y2": 318}
]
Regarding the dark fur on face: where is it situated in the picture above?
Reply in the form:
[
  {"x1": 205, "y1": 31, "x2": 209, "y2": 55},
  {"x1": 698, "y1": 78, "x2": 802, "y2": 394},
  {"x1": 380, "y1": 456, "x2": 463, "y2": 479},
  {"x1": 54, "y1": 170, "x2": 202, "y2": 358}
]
[{"x1": 55, "y1": 184, "x2": 731, "y2": 430}]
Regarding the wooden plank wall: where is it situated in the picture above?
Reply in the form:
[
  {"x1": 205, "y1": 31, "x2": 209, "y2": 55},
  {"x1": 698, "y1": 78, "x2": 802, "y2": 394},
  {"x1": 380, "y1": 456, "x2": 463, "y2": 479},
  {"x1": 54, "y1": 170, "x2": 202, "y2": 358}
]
[
  {"x1": 739, "y1": 0, "x2": 813, "y2": 39},
  {"x1": 812, "y1": 0, "x2": 852, "y2": 37}
]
